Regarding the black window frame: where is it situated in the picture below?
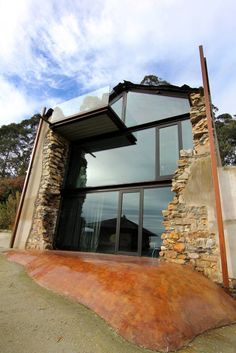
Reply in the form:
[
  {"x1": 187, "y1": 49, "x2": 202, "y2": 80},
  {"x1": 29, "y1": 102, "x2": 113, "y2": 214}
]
[{"x1": 64, "y1": 114, "x2": 191, "y2": 192}]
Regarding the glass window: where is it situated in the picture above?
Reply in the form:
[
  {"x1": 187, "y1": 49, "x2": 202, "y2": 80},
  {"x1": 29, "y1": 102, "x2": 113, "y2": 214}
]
[
  {"x1": 125, "y1": 92, "x2": 190, "y2": 127},
  {"x1": 69, "y1": 128, "x2": 156, "y2": 187},
  {"x1": 182, "y1": 119, "x2": 193, "y2": 150},
  {"x1": 56, "y1": 192, "x2": 119, "y2": 253},
  {"x1": 66, "y1": 119, "x2": 192, "y2": 188},
  {"x1": 110, "y1": 96, "x2": 123, "y2": 120},
  {"x1": 142, "y1": 187, "x2": 173, "y2": 257},
  {"x1": 159, "y1": 125, "x2": 179, "y2": 176},
  {"x1": 119, "y1": 192, "x2": 140, "y2": 253}
]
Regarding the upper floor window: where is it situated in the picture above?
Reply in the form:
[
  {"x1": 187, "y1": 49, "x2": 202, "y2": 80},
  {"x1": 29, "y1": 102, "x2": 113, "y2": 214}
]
[
  {"x1": 110, "y1": 91, "x2": 190, "y2": 127},
  {"x1": 66, "y1": 118, "x2": 193, "y2": 189}
]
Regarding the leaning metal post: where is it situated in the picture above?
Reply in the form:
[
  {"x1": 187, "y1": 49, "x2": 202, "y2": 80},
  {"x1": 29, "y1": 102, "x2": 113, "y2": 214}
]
[{"x1": 199, "y1": 45, "x2": 229, "y2": 289}]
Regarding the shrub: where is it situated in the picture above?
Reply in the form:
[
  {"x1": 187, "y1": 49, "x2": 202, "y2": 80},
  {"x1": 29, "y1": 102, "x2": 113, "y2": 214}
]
[{"x1": 0, "y1": 191, "x2": 20, "y2": 230}]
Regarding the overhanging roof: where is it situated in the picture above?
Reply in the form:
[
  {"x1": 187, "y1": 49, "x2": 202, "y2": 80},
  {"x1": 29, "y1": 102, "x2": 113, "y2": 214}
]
[
  {"x1": 110, "y1": 81, "x2": 200, "y2": 101},
  {"x1": 50, "y1": 105, "x2": 136, "y2": 150}
]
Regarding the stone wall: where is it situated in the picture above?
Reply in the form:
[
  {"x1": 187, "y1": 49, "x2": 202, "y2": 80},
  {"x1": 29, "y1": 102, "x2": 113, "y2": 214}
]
[
  {"x1": 26, "y1": 130, "x2": 69, "y2": 249},
  {"x1": 160, "y1": 92, "x2": 222, "y2": 283}
]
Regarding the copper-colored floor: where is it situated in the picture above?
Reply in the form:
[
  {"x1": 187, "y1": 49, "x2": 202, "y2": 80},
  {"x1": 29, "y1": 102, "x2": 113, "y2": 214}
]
[{"x1": 5, "y1": 250, "x2": 236, "y2": 352}]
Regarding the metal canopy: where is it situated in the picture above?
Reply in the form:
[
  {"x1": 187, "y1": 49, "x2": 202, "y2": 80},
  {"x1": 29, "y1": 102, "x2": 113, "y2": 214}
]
[{"x1": 50, "y1": 106, "x2": 136, "y2": 150}]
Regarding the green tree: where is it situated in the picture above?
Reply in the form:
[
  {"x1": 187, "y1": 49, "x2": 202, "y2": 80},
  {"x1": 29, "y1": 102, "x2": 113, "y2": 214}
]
[
  {"x1": 140, "y1": 75, "x2": 170, "y2": 86},
  {"x1": 214, "y1": 113, "x2": 236, "y2": 165},
  {"x1": 0, "y1": 191, "x2": 20, "y2": 229},
  {"x1": 0, "y1": 176, "x2": 25, "y2": 203},
  {"x1": 0, "y1": 115, "x2": 39, "y2": 177},
  {"x1": 0, "y1": 115, "x2": 38, "y2": 229}
]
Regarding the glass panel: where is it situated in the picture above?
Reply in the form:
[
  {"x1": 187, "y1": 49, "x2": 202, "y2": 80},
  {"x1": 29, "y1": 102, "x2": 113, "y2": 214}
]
[
  {"x1": 56, "y1": 192, "x2": 119, "y2": 253},
  {"x1": 126, "y1": 92, "x2": 190, "y2": 127},
  {"x1": 119, "y1": 192, "x2": 140, "y2": 252},
  {"x1": 159, "y1": 125, "x2": 179, "y2": 176},
  {"x1": 110, "y1": 96, "x2": 123, "y2": 120},
  {"x1": 182, "y1": 119, "x2": 193, "y2": 150},
  {"x1": 70, "y1": 128, "x2": 155, "y2": 187},
  {"x1": 50, "y1": 86, "x2": 110, "y2": 123},
  {"x1": 142, "y1": 187, "x2": 173, "y2": 257},
  {"x1": 66, "y1": 149, "x2": 87, "y2": 188},
  {"x1": 56, "y1": 195, "x2": 84, "y2": 249}
]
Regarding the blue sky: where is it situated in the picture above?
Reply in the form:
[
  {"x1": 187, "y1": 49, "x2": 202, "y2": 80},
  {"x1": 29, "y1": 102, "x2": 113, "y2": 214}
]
[{"x1": 0, "y1": 0, "x2": 235, "y2": 126}]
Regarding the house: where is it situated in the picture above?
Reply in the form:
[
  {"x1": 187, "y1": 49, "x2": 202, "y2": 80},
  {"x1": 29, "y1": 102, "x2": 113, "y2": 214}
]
[{"x1": 11, "y1": 81, "x2": 236, "y2": 291}]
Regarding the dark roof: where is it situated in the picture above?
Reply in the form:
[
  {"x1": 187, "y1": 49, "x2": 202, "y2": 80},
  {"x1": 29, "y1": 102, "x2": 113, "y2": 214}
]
[
  {"x1": 110, "y1": 80, "x2": 201, "y2": 101},
  {"x1": 89, "y1": 216, "x2": 156, "y2": 237}
]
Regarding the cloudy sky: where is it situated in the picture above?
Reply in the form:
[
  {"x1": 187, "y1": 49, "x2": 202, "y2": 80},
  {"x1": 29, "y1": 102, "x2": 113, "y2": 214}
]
[{"x1": 0, "y1": 0, "x2": 235, "y2": 126}]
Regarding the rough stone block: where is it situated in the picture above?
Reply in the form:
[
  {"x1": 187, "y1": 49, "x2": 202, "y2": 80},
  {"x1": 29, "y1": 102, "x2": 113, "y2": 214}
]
[
  {"x1": 165, "y1": 250, "x2": 177, "y2": 259},
  {"x1": 173, "y1": 243, "x2": 185, "y2": 253}
]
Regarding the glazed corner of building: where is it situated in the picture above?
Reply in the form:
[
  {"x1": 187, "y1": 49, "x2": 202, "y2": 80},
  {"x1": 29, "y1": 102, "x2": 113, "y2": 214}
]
[{"x1": 11, "y1": 82, "x2": 236, "y2": 289}]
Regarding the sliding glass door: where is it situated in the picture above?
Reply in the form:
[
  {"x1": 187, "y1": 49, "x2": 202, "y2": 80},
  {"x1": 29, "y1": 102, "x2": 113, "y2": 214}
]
[
  {"x1": 56, "y1": 186, "x2": 173, "y2": 257},
  {"x1": 116, "y1": 190, "x2": 142, "y2": 255}
]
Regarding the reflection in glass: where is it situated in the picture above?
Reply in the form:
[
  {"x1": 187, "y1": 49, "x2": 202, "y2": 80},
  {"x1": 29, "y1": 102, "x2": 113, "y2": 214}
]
[
  {"x1": 110, "y1": 96, "x2": 123, "y2": 120},
  {"x1": 56, "y1": 192, "x2": 119, "y2": 253},
  {"x1": 66, "y1": 149, "x2": 87, "y2": 188},
  {"x1": 73, "y1": 128, "x2": 155, "y2": 187},
  {"x1": 159, "y1": 125, "x2": 179, "y2": 176},
  {"x1": 126, "y1": 92, "x2": 190, "y2": 127},
  {"x1": 56, "y1": 195, "x2": 84, "y2": 250},
  {"x1": 142, "y1": 187, "x2": 173, "y2": 257},
  {"x1": 119, "y1": 192, "x2": 139, "y2": 252},
  {"x1": 182, "y1": 119, "x2": 193, "y2": 150}
]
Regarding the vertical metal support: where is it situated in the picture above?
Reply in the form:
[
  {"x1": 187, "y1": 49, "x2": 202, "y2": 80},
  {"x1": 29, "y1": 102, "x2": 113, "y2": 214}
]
[
  {"x1": 199, "y1": 45, "x2": 229, "y2": 289},
  {"x1": 9, "y1": 108, "x2": 47, "y2": 248}
]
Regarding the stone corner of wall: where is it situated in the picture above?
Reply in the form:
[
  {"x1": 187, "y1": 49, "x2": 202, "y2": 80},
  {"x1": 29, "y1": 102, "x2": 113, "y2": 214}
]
[
  {"x1": 25, "y1": 129, "x2": 70, "y2": 250},
  {"x1": 160, "y1": 91, "x2": 222, "y2": 284}
]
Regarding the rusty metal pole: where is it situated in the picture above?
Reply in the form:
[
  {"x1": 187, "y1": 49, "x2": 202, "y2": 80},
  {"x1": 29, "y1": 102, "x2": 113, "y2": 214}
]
[
  {"x1": 9, "y1": 108, "x2": 46, "y2": 248},
  {"x1": 199, "y1": 45, "x2": 229, "y2": 289}
]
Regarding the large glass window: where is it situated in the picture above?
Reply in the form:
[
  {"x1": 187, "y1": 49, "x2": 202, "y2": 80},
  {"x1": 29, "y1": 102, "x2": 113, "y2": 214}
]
[
  {"x1": 125, "y1": 92, "x2": 190, "y2": 127},
  {"x1": 68, "y1": 128, "x2": 156, "y2": 187},
  {"x1": 159, "y1": 125, "x2": 179, "y2": 176},
  {"x1": 56, "y1": 187, "x2": 173, "y2": 256},
  {"x1": 182, "y1": 119, "x2": 193, "y2": 150},
  {"x1": 66, "y1": 119, "x2": 193, "y2": 187},
  {"x1": 56, "y1": 192, "x2": 119, "y2": 253},
  {"x1": 142, "y1": 187, "x2": 173, "y2": 257},
  {"x1": 119, "y1": 192, "x2": 140, "y2": 253}
]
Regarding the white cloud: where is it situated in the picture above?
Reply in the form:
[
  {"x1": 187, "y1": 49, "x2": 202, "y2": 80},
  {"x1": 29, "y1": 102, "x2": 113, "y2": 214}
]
[
  {"x1": 0, "y1": 77, "x2": 36, "y2": 125},
  {"x1": 0, "y1": 0, "x2": 235, "y2": 125},
  {"x1": 0, "y1": 76, "x2": 60, "y2": 126}
]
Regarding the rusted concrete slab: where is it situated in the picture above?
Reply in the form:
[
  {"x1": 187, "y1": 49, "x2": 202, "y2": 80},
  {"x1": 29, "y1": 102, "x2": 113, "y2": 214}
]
[{"x1": 5, "y1": 250, "x2": 236, "y2": 352}]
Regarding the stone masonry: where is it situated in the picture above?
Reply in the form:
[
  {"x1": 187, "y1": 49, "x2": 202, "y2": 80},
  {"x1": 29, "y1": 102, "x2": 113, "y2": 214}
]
[
  {"x1": 26, "y1": 130, "x2": 69, "y2": 249},
  {"x1": 160, "y1": 92, "x2": 222, "y2": 284}
]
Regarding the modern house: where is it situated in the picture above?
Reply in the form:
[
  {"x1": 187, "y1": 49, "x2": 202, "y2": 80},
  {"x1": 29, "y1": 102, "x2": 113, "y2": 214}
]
[{"x1": 11, "y1": 81, "x2": 236, "y2": 291}]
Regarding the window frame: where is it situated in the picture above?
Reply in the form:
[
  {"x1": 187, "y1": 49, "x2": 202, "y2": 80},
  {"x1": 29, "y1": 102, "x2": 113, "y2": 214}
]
[{"x1": 65, "y1": 115, "x2": 191, "y2": 191}]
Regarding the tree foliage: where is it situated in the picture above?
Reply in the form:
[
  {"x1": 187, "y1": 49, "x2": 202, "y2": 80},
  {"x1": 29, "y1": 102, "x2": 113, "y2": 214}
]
[
  {"x1": 0, "y1": 191, "x2": 20, "y2": 230},
  {"x1": 0, "y1": 115, "x2": 39, "y2": 177},
  {"x1": 140, "y1": 75, "x2": 170, "y2": 86},
  {"x1": 214, "y1": 113, "x2": 236, "y2": 165},
  {"x1": 0, "y1": 115, "x2": 39, "y2": 229},
  {"x1": 0, "y1": 176, "x2": 25, "y2": 203}
]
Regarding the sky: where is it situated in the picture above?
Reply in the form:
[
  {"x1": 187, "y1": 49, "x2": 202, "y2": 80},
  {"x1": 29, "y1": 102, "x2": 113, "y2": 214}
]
[{"x1": 0, "y1": 0, "x2": 235, "y2": 127}]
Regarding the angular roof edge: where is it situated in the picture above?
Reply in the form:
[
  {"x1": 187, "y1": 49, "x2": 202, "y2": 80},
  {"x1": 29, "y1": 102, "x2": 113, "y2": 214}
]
[{"x1": 110, "y1": 80, "x2": 201, "y2": 100}]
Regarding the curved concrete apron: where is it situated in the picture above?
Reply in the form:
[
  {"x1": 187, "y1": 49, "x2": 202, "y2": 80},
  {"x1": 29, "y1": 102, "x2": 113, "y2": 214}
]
[{"x1": 5, "y1": 250, "x2": 236, "y2": 352}]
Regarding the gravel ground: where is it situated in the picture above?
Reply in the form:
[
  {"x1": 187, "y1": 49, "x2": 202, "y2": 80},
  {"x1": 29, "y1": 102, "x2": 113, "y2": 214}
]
[
  {"x1": 0, "y1": 254, "x2": 235, "y2": 353},
  {"x1": 0, "y1": 231, "x2": 11, "y2": 249}
]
